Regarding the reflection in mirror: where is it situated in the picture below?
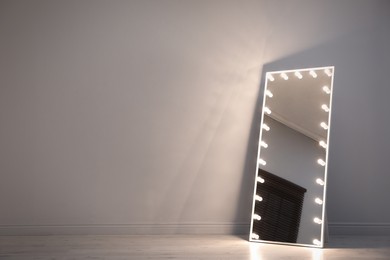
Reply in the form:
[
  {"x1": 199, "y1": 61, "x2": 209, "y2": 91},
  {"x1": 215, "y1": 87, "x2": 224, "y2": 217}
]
[{"x1": 249, "y1": 67, "x2": 335, "y2": 247}]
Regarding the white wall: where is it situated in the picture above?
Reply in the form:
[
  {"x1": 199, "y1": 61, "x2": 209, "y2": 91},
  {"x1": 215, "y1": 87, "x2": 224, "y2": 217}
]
[{"x1": 0, "y1": 0, "x2": 389, "y2": 235}]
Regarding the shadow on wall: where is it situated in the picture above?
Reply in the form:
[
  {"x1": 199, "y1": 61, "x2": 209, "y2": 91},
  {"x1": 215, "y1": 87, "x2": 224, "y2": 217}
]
[{"x1": 234, "y1": 22, "x2": 384, "y2": 235}]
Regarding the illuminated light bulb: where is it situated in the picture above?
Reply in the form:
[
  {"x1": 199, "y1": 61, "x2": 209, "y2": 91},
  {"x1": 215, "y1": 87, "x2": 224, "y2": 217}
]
[
  {"x1": 317, "y1": 159, "x2": 326, "y2": 166},
  {"x1": 253, "y1": 214, "x2": 261, "y2": 220},
  {"x1": 251, "y1": 233, "x2": 260, "y2": 239},
  {"x1": 262, "y1": 124, "x2": 270, "y2": 131},
  {"x1": 313, "y1": 239, "x2": 321, "y2": 246},
  {"x1": 321, "y1": 104, "x2": 330, "y2": 112},
  {"x1": 314, "y1": 217, "x2": 323, "y2": 224},
  {"x1": 322, "y1": 86, "x2": 331, "y2": 94},
  {"x1": 255, "y1": 195, "x2": 263, "y2": 201},
  {"x1": 324, "y1": 68, "x2": 332, "y2": 77},
  {"x1": 316, "y1": 178, "x2": 325, "y2": 186},
  {"x1": 267, "y1": 74, "x2": 275, "y2": 82},
  {"x1": 320, "y1": 122, "x2": 328, "y2": 130},
  {"x1": 310, "y1": 70, "x2": 317, "y2": 78},
  {"x1": 264, "y1": 107, "x2": 272, "y2": 115},
  {"x1": 258, "y1": 159, "x2": 266, "y2": 166},
  {"x1": 280, "y1": 72, "x2": 288, "y2": 80},
  {"x1": 315, "y1": 198, "x2": 323, "y2": 205},
  {"x1": 260, "y1": 141, "x2": 268, "y2": 148},
  {"x1": 294, "y1": 71, "x2": 303, "y2": 79},
  {"x1": 319, "y1": 140, "x2": 327, "y2": 149},
  {"x1": 257, "y1": 176, "x2": 265, "y2": 183},
  {"x1": 265, "y1": 90, "x2": 273, "y2": 98}
]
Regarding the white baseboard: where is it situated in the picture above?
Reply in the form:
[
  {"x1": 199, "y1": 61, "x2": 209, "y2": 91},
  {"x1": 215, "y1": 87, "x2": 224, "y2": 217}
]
[
  {"x1": 1, "y1": 222, "x2": 389, "y2": 236},
  {"x1": 0, "y1": 223, "x2": 250, "y2": 236},
  {"x1": 328, "y1": 222, "x2": 390, "y2": 236}
]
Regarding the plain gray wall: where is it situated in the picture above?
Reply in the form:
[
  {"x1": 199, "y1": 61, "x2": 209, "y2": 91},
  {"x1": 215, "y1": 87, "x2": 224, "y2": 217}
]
[{"x1": 0, "y1": 0, "x2": 389, "y2": 235}]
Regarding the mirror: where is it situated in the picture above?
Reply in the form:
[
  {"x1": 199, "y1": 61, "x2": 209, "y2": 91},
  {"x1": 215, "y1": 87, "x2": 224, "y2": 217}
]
[{"x1": 249, "y1": 66, "x2": 335, "y2": 247}]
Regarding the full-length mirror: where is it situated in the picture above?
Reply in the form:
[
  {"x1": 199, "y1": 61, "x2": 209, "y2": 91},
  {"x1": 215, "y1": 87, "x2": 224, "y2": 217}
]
[{"x1": 249, "y1": 66, "x2": 335, "y2": 247}]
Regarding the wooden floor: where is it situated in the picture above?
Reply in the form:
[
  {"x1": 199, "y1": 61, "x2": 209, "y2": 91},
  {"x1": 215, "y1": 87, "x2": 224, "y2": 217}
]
[{"x1": 1, "y1": 235, "x2": 390, "y2": 259}]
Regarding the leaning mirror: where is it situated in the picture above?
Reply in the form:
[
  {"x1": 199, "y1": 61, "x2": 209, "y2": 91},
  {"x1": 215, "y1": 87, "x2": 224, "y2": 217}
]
[{"x1": 249, "y1": 66, "x2": 335, "y2": 247}]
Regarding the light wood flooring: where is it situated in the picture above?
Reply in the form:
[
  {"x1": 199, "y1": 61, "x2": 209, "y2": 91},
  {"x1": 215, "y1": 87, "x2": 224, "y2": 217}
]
[{"x1": 1, "y1": 235, "x2": 389, "y2": 259}]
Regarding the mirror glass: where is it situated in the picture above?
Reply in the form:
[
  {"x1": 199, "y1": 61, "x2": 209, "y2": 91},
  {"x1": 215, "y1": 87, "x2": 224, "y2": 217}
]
[{"x1": 249, "y1": 66, "x2": 335, "y2": 247}]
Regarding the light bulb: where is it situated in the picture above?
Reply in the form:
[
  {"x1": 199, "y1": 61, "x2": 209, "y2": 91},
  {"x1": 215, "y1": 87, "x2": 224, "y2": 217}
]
[
  {"x1": 267, "y1": 74, "x2": 275, "y2": 82},
  {"x1": 264, "y1": 107, "x2": 272, "y2": 115},
  {"x1": 262, "y1": 124, "x2": 270, "y2": 131},
  {"x1": 260, "y1": 141, "x2": 268, "y2": 148},
  {"x1": 256, "y1": 176, "x2": 265, "y2": 183},
  {"x1": 251, "y1": 233, "x2": 259, "y2": 239},
  {"x1": 258, "y1": 159, "x2": 266, "y2": 166},
  {"x1": 314, "y1": 217, "x2": 322, "y2": 224},
  {"x1": 321, "y1": 104, "x2": 330, "y2": 112},
  {"x1": 295, "y1": 71, "x2": 303, "y2": 79},
  {"x1": 319, "y1": 140, "x2": 327, "y2": 149},
  {"x1": 265, "y1": 90, "x2": 273, "y2": 98},
  {"x1": 313, "y1": 239, "x2": 321, "y2": 246},
  {"x1": 280, "y1": 72, "x2": 288, "y2": 80},
  {"x1": 316, "y1": 178, "x2": 325, "y2": 185},
  {"x1": 310, "y1": 70, "x2": 317, "y2": 78},
  {"x1": 317, "y1": 158, "x2": 326, "y2": 166},
  {"x1": 320, "y1": 122, "x2": 328, "y2": 130},
  {"x1": 322, "y1": 86, "x2": 331, "y2": 94},
  {"x1": 253, "y1": 214, "x2": 261, "y2": 221},
  {"x1": 324, "y1": 68, "x2": 332, "y2": 77},
  {"x1": 255, "y1": 195, "x2": 263, "y2": 201},
  {"x1": 315, "y1": 198, "x2": 323, "y2": 205}
]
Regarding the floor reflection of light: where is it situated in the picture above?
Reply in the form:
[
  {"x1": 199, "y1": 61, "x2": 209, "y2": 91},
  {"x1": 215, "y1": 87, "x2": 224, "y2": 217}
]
[
  {"x1": 311, "y1": 247, "x2": 324, "y2": 260},
  {"x1": 249, "y1": 243, "x2": 263, "y2": 260}
]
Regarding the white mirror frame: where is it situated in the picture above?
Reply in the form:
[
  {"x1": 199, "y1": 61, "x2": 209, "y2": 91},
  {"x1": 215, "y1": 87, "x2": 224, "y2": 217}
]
[{"x1": 249, "y1": 66, "x2": 335, "y2": 248}]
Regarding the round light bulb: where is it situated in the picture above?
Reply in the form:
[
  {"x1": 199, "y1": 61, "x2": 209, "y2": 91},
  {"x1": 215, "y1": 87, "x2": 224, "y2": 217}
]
[
  {"x1": 295, "y1": 71, "x2": 303, "y2": 79},
  {"x1": 324, "y1": 68, "x2": 332, "y2": 77},
  {"x1": 258, "y1": 159, "x2": 266, "y2": 166},
  {"x1": 256, "y1": 176, "x2": 265, "y2": 183},
  {"x1": 253, "y1": 214, "x2": 261, "y2": 221},
  {"x1": 321, "y1": 104, "x2": 330, "y2": 112},
  {"x1": 264, "y1": 107, "x2": 272, "y2": 115},
  {"x1": 317, "y1": 158, "x2": 326, "y2": 166},
  {"x1": 320, "y1": 122, "x2": 328, "y2": 130},
  {"x1": 267, "y1": 74, "x2": 275, "y2": 82},
  {"x1": 310, "y1": 70, "x2": 317, "y2": 78},
  {"x1": 322, "y1": 86, "x2": 331, "y2": 94},
  {"x1": 280, "y1": 72, "x2": 288, "y2": 80},
  {"x1": 255, "y1": 195, "x2": 263, "y2": 202},
  {"x1": 313, "y1": 239, "x2": 321, "y2": 246},
  {"x1": 265, "y1": 90, "x2": 273, "y2": 98},
  {"x1": 262, "y1": 124, "x2": 270, "y2": 131},
  {"x1": 319, "y1": 140, "x2": 327, "y2": 149},
  {"x1": 314, "y1": 217, "x2": 322, "y2": 224},
  {"x1": 316, "y1": 178, "x2": 325, "y2": 186},
  {"x1": 315, "y1": 198, "x2": 323, "y2": 205}
]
